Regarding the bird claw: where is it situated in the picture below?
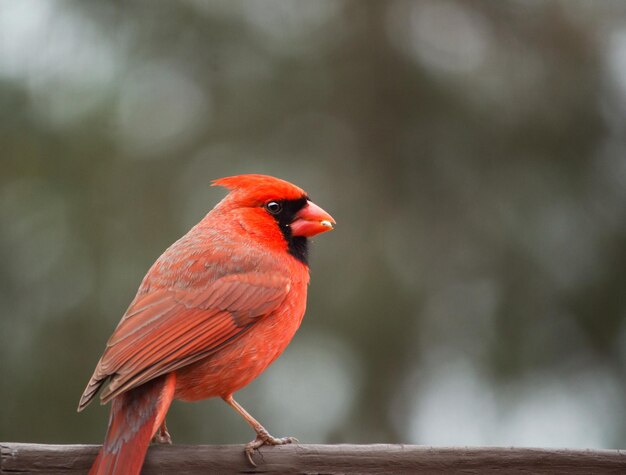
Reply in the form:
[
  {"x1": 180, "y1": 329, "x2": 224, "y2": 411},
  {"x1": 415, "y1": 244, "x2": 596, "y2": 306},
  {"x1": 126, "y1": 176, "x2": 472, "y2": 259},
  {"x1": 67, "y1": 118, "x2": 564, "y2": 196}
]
[
  {"x1": 245, "y1": 433, "x2": 298, "y2": 466},
  {"x1": 152, "y1": 427, "x2": 172, "y2": 444}
]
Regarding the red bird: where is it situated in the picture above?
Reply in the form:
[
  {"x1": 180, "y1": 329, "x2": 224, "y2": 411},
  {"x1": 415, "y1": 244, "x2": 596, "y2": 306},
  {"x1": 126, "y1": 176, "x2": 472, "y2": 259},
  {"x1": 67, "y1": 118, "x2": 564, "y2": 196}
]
[{"x1": 78, "y1": 174, "x2": 335, "y2": 474}]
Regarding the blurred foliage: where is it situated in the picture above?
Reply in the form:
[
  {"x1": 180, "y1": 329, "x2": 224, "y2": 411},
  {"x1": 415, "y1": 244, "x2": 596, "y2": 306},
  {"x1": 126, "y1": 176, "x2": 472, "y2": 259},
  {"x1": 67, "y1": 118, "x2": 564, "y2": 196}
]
[{"x1": 2, "y1": 0, "x2": 626, "y2": 449}]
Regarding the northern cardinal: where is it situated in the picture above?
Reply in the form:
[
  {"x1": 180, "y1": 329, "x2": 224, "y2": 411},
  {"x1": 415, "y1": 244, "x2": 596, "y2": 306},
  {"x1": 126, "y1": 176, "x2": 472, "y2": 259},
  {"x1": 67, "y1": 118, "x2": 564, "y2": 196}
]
[{"x1": 78, "y1": 174, "x2": 335, "y2": 474}]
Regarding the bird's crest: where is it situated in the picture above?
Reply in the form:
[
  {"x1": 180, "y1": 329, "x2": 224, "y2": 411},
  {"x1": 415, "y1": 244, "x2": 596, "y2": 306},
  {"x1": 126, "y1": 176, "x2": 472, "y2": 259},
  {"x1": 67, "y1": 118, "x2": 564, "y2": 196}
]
[{"x1": 212, "y1": 174, "x2": 307, "y2": 205}]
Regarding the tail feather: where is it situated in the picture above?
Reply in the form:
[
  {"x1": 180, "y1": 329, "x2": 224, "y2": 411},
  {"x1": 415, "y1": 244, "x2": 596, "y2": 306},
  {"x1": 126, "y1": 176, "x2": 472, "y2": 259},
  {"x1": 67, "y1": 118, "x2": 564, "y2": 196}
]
[{"x1": 89, "y1": 373, "x2": 176, "y2": 475}]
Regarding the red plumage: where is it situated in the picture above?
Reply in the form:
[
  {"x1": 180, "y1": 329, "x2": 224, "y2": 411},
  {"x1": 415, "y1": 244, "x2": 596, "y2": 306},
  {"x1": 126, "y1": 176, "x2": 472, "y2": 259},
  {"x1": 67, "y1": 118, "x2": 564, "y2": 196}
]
[{"x1": 79, "y1": 174, "x2": 334, "y2": 474}]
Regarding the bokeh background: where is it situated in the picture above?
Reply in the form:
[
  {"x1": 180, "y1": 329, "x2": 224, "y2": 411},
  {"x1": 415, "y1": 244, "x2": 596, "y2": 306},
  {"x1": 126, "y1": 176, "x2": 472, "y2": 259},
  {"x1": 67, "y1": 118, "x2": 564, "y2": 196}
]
[{"x1": 2, "y1": 0, "x2": 626, "y2": 449}]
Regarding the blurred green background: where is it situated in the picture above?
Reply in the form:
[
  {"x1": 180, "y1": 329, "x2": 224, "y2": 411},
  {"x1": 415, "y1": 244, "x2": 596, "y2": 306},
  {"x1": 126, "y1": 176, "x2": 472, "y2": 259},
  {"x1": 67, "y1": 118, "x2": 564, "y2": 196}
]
[{"x1": 2, "y1": 0, "x2": 626, "y2": 449}]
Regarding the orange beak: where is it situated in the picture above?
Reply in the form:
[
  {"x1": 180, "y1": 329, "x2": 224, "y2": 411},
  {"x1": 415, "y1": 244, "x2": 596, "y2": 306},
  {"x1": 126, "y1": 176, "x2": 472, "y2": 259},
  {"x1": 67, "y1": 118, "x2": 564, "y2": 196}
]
[{"x1": 290, "y1": 200, "x2": 335, "y2": 237}]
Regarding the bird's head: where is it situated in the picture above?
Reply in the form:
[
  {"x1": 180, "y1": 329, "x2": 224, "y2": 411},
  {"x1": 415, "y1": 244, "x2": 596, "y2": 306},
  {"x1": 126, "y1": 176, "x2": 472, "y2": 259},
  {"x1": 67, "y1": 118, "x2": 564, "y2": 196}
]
[{"x1": 211, "y1": 174, "x2": 335, "y2": 264}]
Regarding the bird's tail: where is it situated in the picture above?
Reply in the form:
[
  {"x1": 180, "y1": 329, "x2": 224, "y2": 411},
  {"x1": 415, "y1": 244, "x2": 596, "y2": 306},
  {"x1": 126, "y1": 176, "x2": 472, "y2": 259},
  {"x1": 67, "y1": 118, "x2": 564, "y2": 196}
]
[{"x1": 89, "y1": 373, "x2": 176, "y2": 475}]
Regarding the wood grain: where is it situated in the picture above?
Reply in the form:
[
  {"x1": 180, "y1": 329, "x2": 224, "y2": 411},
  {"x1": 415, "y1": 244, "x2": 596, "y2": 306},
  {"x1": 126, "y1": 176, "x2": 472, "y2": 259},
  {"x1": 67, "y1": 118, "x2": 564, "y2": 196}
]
[{"x1": 2, "y1": 443, "x2": 626, "y2": 474}]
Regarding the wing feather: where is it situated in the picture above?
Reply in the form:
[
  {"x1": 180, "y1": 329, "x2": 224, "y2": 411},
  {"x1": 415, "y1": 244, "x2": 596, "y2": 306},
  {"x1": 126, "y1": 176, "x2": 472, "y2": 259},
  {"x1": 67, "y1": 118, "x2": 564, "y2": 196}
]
[{"x1": 78, "y1": 271, "x2": 290, "y2": 410}]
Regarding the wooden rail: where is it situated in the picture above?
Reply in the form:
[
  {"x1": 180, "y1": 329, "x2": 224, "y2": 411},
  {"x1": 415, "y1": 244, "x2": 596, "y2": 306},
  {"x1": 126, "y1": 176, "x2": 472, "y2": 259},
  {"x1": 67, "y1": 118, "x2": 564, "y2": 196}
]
[{"x1": 2, "y1": 443, "x2": 626, "y2": 474}]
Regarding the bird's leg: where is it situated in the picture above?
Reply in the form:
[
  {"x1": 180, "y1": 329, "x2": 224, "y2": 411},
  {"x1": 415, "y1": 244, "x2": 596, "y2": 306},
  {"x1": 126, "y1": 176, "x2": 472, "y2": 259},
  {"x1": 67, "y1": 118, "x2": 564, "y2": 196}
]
[
  {"x1": 152, "y1": 419, "x2": 172, "y2": 444},
  {"x1": 223, "y1": 395, "x2": 298, "y2": 465}
]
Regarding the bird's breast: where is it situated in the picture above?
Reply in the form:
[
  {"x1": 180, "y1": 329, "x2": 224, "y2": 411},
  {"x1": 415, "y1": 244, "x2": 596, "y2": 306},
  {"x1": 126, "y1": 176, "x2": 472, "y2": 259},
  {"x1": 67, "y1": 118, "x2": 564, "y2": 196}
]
[{"x1": 173, "y1": 275, "x2": 308, "y2": 401}]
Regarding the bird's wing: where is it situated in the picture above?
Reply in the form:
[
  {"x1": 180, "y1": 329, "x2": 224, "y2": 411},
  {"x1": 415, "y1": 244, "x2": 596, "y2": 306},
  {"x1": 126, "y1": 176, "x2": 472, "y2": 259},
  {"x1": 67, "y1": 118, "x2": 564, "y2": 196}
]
[{"x1": 78, "y1": 271, "x2": 290, "y2": 410}]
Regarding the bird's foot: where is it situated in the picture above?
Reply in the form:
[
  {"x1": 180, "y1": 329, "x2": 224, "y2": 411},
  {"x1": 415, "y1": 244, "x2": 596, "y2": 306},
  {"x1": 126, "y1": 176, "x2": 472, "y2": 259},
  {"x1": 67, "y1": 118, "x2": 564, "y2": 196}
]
[
  {"x1": 152, "y1": 424, "x2": 172, "y2": 444},
  {"x1": 245, "y1": 428, "x2": 298, "y2": 466}
]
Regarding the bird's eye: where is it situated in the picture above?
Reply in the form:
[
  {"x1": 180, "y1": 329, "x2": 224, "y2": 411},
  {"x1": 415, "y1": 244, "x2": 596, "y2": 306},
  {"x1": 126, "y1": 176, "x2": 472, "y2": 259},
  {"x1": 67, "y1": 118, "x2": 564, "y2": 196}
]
[{"x1": 265, "y1": 201, "x2": 282, "y2": 215}]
